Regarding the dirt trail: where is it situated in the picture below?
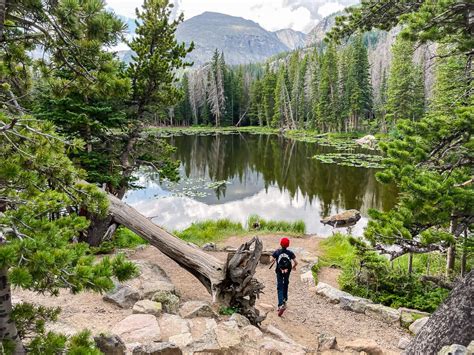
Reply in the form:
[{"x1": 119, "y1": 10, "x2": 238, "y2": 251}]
[{"x1": 16, "y1": 234, "x2": 410, "y2": 352}]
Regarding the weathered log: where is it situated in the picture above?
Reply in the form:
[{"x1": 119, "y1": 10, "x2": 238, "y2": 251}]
[
  {"x1": 107, "y1": 194, "x2": 265, "y2": 325},
  {"x1": 405, "y1": 270, "x2": 473, "y2": 354}
]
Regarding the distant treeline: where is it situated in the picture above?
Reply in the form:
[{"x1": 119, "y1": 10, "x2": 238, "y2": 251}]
[{"x1": 170, "y1": 33, "x2": 426, "y2": 133}]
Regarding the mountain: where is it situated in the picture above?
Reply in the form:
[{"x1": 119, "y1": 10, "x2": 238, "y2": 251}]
[
  {"x1": 274, "y1": 29, "x2": 306, "y2": 50},
  {"x1": 305, "y1": 12, "x2": 340, "y2": 46},
  {"x1": 175, "y1": 12, "x2": 290, "y2": 66}
]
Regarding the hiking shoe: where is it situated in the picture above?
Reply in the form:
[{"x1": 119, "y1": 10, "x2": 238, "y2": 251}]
[{"x1": 277, "y1": 303, "x2": 287, "y2": 317}]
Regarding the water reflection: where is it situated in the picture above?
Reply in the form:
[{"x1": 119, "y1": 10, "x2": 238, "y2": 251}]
[{"x1": 125, "y1": 133, "x2": 397, "y2": 236}]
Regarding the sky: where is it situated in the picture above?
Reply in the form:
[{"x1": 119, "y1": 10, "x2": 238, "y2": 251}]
[{"x1": 107, "y1": 0, "x2": 360, "y2": 33}]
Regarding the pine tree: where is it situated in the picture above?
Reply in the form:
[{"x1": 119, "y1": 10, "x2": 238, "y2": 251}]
[
  {"x1": 385, "y1": 36, "x2": 425, "y2": 124},
  {"x1": 207, "y1": 50, "x2": 226, "y2": 127},
  {"x1": 318, "y1": 43, "x2": 339, "y2": 132}
]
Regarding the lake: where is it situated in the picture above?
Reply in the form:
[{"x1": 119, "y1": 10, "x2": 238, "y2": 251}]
[{"x1": 124, "y1": 133, "x2": 397, "y2": 236}]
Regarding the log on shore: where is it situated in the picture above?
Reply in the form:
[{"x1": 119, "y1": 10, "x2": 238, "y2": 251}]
[{"x1": 107, "y1": 194, "x2": 265, "y2": 325}]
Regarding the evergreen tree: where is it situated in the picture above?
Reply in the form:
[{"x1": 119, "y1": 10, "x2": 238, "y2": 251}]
[
  {"x1": 317, "y1": 43, "x2": 339, "y2": 132},
  {"x1": 207, "y1": 50, "x2": 226, "y2": 127},
  {"x1": 385, "y1": 36, "x2": 425, "y2": 124}
]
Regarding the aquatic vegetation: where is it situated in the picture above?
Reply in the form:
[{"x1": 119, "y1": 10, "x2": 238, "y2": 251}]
[
  {"x1": 247, "y1": 215, "x2": 306, "y2": 234},
  {"x1": 312, "y1": 152, "x2": 384, "y2": 169}
]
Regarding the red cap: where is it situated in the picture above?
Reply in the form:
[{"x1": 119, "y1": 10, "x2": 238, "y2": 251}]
[{"x1": 280, "y1": 237, "x2": 290, "y2": 248}]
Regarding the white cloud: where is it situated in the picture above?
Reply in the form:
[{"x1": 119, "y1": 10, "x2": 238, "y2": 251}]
[{"x1": 106, "y1": 0, "x2": 360, "y2": 33}]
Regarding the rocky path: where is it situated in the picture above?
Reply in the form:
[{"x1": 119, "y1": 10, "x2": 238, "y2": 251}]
[{"x1": 15, "y1": 234, "x2": 411, "y2": 353}]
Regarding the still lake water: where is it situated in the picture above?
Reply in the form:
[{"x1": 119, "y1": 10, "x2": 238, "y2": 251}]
[{"x1": 125, "y1": 133, "x2": 397, "y2": 236}]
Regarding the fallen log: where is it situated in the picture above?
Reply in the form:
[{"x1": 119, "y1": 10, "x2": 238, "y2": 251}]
[{"x1": 107, "y1": 194, "x2": 265, "y2": 325}]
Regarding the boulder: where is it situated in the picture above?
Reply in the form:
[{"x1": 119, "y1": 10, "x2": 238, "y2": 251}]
[
  {"x1": 397, "y1": 337, "x2": 412, "y2": 350},
  {"x1": 300, "y1": 270, "x2": 316, "y2": 286},
  {"x1": 318, "y1": 333, "x2": 337, "y2": 351},
  {"x1": 321, "y1": 209, "x2": 361, "y2": 228},
  {"x1": 133, "y1": 300, "x2": 163, "y2": 317},
  {"x1": 230, "y1": 313, "x2": 251, "y2": 328},
  {"x1": 132, "y1": 342, "x2": 182, "y2": 355},
  {"x1": 241, "y1": 325, "x2": 263, "y2": 343},
  {"x1": 94, "y1": 335, "x2": 126, "y2": 355},
  {"x1": 259, "y1": 337, "x2": 306, "y2": 355},
  {"x1": 345, "y1": 338, "x2": 383, "y2": 355},
  {"x1": 104, "y1": 284, "x2": 140, "y2": 309},
  {"x1": 265, "y1": 325, "x2": 300, "y2": 347},
  {"x1": 179, "y1": 301, "x2": 217, "y2": 319},
  {"x1": 153, "y1": 291, "x2": 180, "y2": 314},
  {"x1": 398, "y1": 307, "x2": 430, "y2": 328},
  {"x1": 159, "y1": 314, "x2": 190, "y2": 340},
  {"x1": 468, "y1": 341, "x2": 474, "y2": 353},
  {"x1": 408, "y1": 316, "x2": 429, "y2": 335},
  {"x1": 356, "y1": 135, "x2": 378, "y2": 149},
  {"x1": 339, "y1": 295, "x2": 371, "y2": 314},
  {"x1": 364, "y1": 303, "x2": 400, "y2": 324},
  {"x1": 315, "y1": 282, "x2": 352, "y2": 303},
  {"x1": 215, "y1": 321, "x2": 242, "y2": 349},
  {"x1": 111, "y1": 314, "x2": 160, "y2": 344},
  {"x1": 142, "y1": 281, "x2": 176, "y2": 299},
  {"x1": 185, "y1": 318, "x2": 220, "y2": 353},
  {"x1": 438, "y1": 344, "x2": 469, "y2": 355},
  {"x1": 188, "y1": 317, "x2": 218, "y2": 341},
  {"x1": 169, "y1": 332, "x2": 193, "y2": 348}
]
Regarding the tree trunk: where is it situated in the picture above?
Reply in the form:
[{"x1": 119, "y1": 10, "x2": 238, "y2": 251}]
[
  {"x1": 405, "y1": 270, "x2": 473, "y2": 354},
  {"x1": 408, "y1": 253, "x2": 413, "y2": 274},
  {"x1": 0, "y1": 268, "x2": 25, "y2": 354},
  {"x1": 106, "y1": 193, "x2": 265, "y2": 324},
  {"x1": 446, "y1": 246, "x2": 455, "y2": 276}
]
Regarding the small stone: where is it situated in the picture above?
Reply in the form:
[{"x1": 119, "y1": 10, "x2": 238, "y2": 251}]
[
  {"x1": 153, "y1": 291, "x2": 180, "y2": 314},
  {"x1": 202, "y1": 242, "x2": 217, "y2": 251},
  {"x1": 397, "y1": 337, "x2": 411, "y2": 350},
  {"x1": 438, "y1": 344, "x2": 468, "y2": 355},
  {"x1": 94, "y1": 335, "x2": 126, "y2": 355},
  {"x1": 132, "y1": 342, "x2": 182, "y2": 355},
  {"x1": 179, "y1": 301, "x2": 217, "y2": 319},
  {"x1": 229, "y1": 313, "x2": 251, "y2": 327},
  {"x1": 318, "y1": 333, "x2": 337, "y2": 351},
  {"x1": 300, "y1": 270, "x2": 316, "y2": 286},
  {"x1": 345, "y1": 338, "x2": 383, "y2": 355},
  {"x1": 104, "y1": 284, "x2": 140, "y2": 309},
  {"x1": 111, "y1": 314, "x2": 160, "y2": 344},
  {"x1": 408, "y1": 317, "x2": 429, "y2": 335},
  {"x1": 132, "y1": 300, "x2": 163, "y2": 317}
]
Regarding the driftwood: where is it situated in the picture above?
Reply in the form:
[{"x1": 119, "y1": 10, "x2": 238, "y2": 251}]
[
  {"x1": 406, "y1": 270, "x2": 473, "y2": 354},
  {"x1": 107, "y1": 194, "x2": 265, "y2": 325}
]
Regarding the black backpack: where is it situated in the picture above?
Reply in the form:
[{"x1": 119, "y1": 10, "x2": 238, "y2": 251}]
[{"x1": 277, "y1": 251, "x2": 292, "y2": 272}]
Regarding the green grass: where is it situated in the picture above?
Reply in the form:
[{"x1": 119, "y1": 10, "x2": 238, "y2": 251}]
[
  {"x1": 175, "y1": 219, "x2": 245, "y2": 246},
  {"x1": 319, "y1": 233, "x2": 356, "y2": 268},
  {"x1": 92, "y1": 227, "x2": 147, "y2": 254},
  {"x1": 247, "y1": 215, "x2": 306, "y2": 234}
]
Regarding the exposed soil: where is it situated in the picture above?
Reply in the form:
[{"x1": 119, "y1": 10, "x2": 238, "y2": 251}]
[{"x1": 15, "y1": 234, "x2": 410, "y2": 353}]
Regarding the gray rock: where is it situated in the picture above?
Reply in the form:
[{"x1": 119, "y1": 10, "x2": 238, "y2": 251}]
[
  {"x1": 169, "y1": 332, "x2": 193, "y2": 348},
  {"x1": 104, "y1": 284, "x2": 140, "y2": 309},
  {"x1": 179, "y1": 301, "x2": 217, "y2": 319},
  {"x1": 438, "y1": 344, "x2": 468, "y2": 355},
  {"x1": 345, "y1": 338, "x2": 383, "y2": 355},
  {"x1": 229, "y1": 313, "x2": 251, "y2": 327},
  {"x1": 111, "y1": 314, "x2": 161, "y2": 344},
  {"x1": 397, "y1": 337, "x2": 412, "y2": 350},
  {"x1": 132, "y1": 342, "x2": 182, "y2": 355},
  {"x1": 356, "y1": 135, "x2": 378, "y2": 149},
  {"x1": 202, "y1": 242, "x2": 217, "y2": 251},
  {"x1": 265, "y1": 325, "x2": 300, "y2": 347},
  {"x1": 300, "y1": 270, "x2": 316, "y2": 286},
  {"x1": 321, "y1": 209, "x2": 361, "y2": 228},
  {"x1": 467, "y1": 341, "x2": 474, "y2": 353},
  {"x1": 152, "y1": 291, "x2": 180, "y2": 314},
  {"x1": 132, "y1": 300, "x2": 163, "y2": 317},
  {"x1": 215, "y1": 321, "x2": 242, "y2": 350},
  {"x1": 339, "y1": 295, "x2": 371, "y2": 314},
  {"x1": 318, "y1": 333, "x2": 337, "y2": 351},
  {"x1": 259, "y1": 336, "x2": 306, "y2": 355},
  {"x1": 141, "y1": 281, "x2": 176, "y2": 299},
  {"x1": 364, "y1": 303, "x2": 400, "y2": 324},
  {"x1": 315, "y1": 282, "x2": 352, "y2": 303},
  {"x1": 241, "y1": 325, "x2": 263, "y2": 343},
  {"x1": 399, "y1": 307, "x2": 430, "y2": 328},
  {"x1": 185, "y1": 318, "x2": 220, "y2": 353},
  {"x1": 409, "y1": 316, "x2": 429, "y2": 335},
  {"x1": 94, "y1": 335, "x2": 126, "y2": 355}
]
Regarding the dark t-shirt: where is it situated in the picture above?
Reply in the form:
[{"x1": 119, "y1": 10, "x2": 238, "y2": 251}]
[{"x1": 272, "y1": 248, "x2": 295, "y2": 273}]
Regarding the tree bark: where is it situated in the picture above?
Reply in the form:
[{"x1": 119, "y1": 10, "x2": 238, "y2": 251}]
[
  {"x1": 406, "y1": 270, "x2": 473, "y2": 354},
  {"x1": 106, "y1": 193, "x2": 265, "y2": 324},
  {"x1": 446, "y1": 246, "x2": 455, "y2": 276},
  {"x1": 0, "y1": 268, "x2": 25, "y2": 354}
]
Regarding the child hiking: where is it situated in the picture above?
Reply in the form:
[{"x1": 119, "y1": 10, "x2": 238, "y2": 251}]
[{"x1": 272, "y1": 237, "x2": 298, "y2": 317}]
